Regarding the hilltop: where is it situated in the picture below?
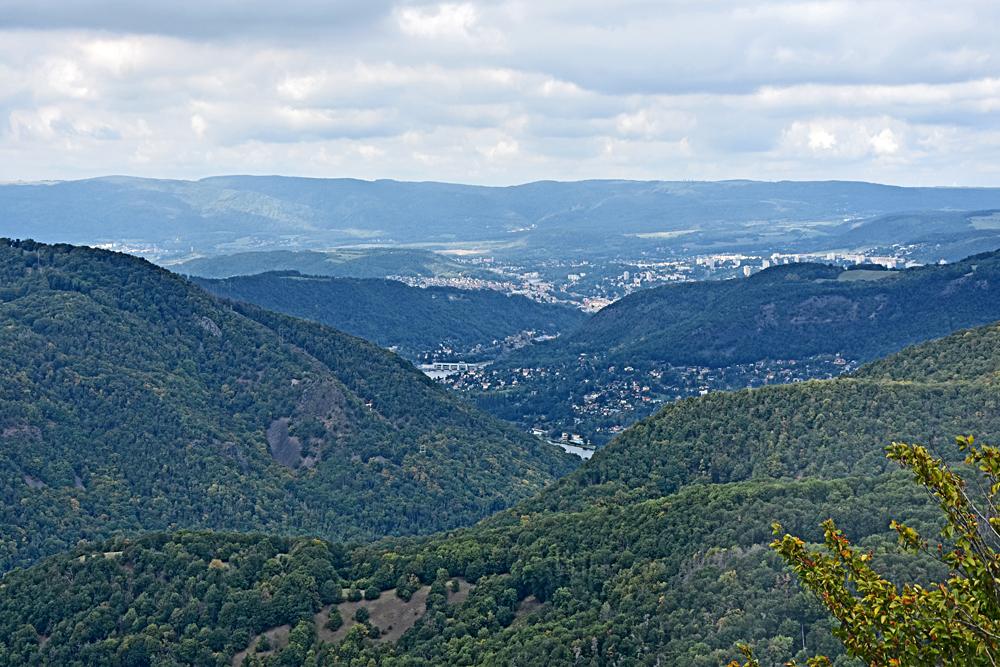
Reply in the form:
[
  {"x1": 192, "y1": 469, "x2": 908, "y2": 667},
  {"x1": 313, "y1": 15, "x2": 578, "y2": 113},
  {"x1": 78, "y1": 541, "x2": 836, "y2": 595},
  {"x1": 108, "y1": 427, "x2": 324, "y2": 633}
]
[
  {"x1": 193, "y1": 272, "x2": 585, "y2": 361},
  {"x1": 0, "y1": 240, "x2": 575, "y2": 571},
  {"x1": 174, "y1": 248, "x2": 486, "y2": 281},
  {"x1": 512, "y1": 251, "x2": 1000, "y2": 367}
]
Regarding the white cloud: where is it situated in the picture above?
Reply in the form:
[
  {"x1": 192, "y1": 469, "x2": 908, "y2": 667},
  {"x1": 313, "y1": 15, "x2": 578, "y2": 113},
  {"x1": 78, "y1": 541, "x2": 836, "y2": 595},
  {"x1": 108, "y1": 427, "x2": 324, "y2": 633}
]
[
  {"x1": 396, "y1": 3, "x2": 479, "y2": 40},
  {"x1": 807, "y1": 126, "x2": 837, "y2": 151},
  {"x1": 43, "y1": 58, "x2": 92, "y2": 99},
  {"x1": 870, "y1": 128, "x2": 899, "y2": 156},
  {"x1": 190, "y1": 113, "x2": 207, "y2": 138},
  {"x1": 780, "y1": 117, "x2": 911, "y2": 163},
  {"x1": 82, "y1": 38, "x2": 146, "y2": 75},
  {"x1": 277, "y1": 74, "x2": 320, "y2": 101},
  {"x1": 614, "y1": 108, "x2": 695, "y2": 140},
  {"x1": 9, "y1": 107, "x2": 64, "y2": 141},
  {"x1": 0, "y1": 1, "x2": 999, "y2": 184},
  {"x1": 481, "y1": 137, "x2": 519, "y2": 160},
  {"x1": 355, "y1": 143, "x2": 385, "y2": 159}
]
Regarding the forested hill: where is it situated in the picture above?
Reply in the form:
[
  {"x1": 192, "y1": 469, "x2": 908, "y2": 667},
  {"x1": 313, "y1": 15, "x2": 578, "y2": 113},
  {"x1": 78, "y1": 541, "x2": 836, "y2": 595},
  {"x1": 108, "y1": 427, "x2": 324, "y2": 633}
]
[
  {"x1": 174, "y1": 248, "x2": 486, "y2": 281},
  {"x1": 0, "y1": 239, "x2": 575, "y2": 571},
  {"x1": 4, "y1": 318, "x2": 1000, "y2": 664},
  {"x1": 505, "y1": 250, "x2": 1000, "y2": 369},
  {"x1": 192, "y1": 272, "x2": 586, "y2": 361}
]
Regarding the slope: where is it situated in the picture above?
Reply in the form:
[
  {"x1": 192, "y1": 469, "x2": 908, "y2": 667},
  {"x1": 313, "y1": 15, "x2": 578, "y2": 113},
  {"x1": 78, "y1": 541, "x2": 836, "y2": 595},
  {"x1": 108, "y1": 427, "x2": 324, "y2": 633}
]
[
  {"x1": 173, "y1": 248, "x2": 486, "y2": 280},
  {"x1": 819, "y1": 209, "x2": 1000, "y2": 262},
  {"x1": 3, "y1": 316, "x2": 1000, "y2": 664},
  {"x1": 0, "y1": 239, "x2": 575, "y2": 571},
  {"x1": 192, "y1": 272, "x2": 586, "y2": 361}
]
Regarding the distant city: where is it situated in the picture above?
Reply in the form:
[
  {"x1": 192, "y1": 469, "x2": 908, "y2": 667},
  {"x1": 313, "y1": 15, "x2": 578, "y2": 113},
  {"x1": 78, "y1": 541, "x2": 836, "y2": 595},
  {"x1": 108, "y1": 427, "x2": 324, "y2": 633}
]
[{"x1": 395, "y1": 247, "x2": 923, "y2": 313}]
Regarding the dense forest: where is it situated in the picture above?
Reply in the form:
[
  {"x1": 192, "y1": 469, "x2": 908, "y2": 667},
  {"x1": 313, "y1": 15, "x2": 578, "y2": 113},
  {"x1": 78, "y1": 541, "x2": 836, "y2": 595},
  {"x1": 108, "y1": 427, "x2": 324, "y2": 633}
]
[
  {"x1": 193, "y1": 272, "x2": 585, "y2": 361},
  {"x1": 175, "y1": 249, "x2": 488, "y2": 281},
  {"x1": 3, "y1": 312, "x2": 999, "y2": 664},
  {"x1": 0, "y1": 239, "x2": 575, "y2": 571}
]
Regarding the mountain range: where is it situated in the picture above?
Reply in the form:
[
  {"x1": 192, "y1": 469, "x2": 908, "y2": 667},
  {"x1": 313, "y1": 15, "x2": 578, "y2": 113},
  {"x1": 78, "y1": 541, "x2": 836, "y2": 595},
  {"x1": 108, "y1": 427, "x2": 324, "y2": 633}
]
[{"x1": 6, "y1": 177, "x2": 1000, "y2": 261}]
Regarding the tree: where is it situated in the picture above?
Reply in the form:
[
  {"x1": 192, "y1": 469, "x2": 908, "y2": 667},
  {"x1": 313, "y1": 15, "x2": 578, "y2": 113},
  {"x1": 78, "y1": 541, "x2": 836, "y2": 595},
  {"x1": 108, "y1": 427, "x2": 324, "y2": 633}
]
[
  {"x1": 325, "y1": 610, "x2": 343, "y2": 632},
  {"x1": 737, "y1": 436, "x2": 1000, "y2": 666}
]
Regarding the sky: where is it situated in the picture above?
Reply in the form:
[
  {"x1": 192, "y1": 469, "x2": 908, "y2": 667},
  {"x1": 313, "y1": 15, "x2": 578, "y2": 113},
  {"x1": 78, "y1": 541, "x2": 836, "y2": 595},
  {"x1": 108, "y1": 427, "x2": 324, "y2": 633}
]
[{"x1": 1, "y1": 0, "x2": 998, "y2": 186}]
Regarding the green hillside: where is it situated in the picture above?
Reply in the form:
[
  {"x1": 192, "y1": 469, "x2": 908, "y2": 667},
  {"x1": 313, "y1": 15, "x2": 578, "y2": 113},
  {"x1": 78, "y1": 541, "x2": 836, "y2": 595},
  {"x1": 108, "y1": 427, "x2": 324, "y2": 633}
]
[
  {"x1": 511, "y1": 251, "x2": 1000, "y2": 368},
  {"x1": 193, "y1": 272, "x2": 585, "y2": 361},
  {"x1": 174, "y1": 249, "x2": 486, "y2": 281},
  {"x1": 520, "y1": 322, "x2": 1000, "y2": 514},
  {"x1": 0, "y1": 240, "x2": 575, "y2": 571},
  {"x1": 3, "y1": 315, "x2": 999, "y2": 665}
]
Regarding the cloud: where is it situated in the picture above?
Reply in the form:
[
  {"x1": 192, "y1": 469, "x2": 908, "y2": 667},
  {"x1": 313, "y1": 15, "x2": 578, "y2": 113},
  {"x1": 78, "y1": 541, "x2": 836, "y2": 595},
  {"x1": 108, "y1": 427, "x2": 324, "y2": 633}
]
[
  {"x1": 0, "y1": 1, "x2": 397, "y2": 39},
  {"x1": 396, "y1": 3, "x2": 479, "y2": 40},
  {"x1": 190, "y1": 114, "x2": 207, "y2": 138},
  {"x1": 0, "y1": 1, "x2": 999, "y2": 184},
  {"x1": 779, "y1": 117, "x2": 909, "y2": 162},
  {"x1": 481, "y1": 137, "x2": 519, "y2": 161},
  {"x1": 870, "y1": 128, "x2": 899, "y2": 156},
  {"x1": 807, "y1": 126, "x2": 837, "y2": 152}
]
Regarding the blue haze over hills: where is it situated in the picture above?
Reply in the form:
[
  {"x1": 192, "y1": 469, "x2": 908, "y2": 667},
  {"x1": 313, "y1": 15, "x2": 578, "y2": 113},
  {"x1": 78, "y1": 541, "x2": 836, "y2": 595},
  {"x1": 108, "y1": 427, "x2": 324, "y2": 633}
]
[{"x1": 4, "y1": 176, "x2": 1000, "y2": 262}]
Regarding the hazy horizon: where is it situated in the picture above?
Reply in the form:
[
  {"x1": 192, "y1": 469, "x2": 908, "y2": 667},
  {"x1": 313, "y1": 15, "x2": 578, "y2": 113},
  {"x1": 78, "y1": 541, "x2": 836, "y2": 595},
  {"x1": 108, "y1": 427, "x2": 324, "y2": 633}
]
[{"x1": 4, "y1": 173, "x2": 1000, "y2": 190}]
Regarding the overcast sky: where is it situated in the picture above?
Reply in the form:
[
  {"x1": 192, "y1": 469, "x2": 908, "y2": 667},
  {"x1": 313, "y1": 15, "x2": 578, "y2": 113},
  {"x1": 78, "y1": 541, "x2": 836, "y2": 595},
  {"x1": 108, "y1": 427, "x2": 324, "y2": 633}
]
[{"x1": 1, "y1": 0, "x2": 998, "y2": 185}]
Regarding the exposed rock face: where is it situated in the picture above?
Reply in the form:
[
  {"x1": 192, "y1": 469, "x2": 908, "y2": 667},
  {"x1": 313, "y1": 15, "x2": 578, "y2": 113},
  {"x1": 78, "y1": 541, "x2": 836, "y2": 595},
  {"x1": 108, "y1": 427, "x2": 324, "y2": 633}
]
[
  {"x1": 266, "y1": 418, "x2": 302, "y2": 468},
  {"x1": 266, "y1": 380, "x2": 352, "y2": 469},
  {"x1": 197, "y1": 316, "x2": 223, "y2": 337}
]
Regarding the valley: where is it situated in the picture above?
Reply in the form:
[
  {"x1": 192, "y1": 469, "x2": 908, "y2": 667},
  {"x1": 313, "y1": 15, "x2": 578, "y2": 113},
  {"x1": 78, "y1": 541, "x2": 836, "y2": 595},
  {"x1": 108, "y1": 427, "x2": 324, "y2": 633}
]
[
  {"x1": 451, "y1": 253, "x2": 1000, "y2": 443},
  {"x1": 0, "y1": 240, "x2": 576, "y2": 571},
  {"x1": 4, "y1": 317, "x2": 1000, "y2": 663},
  {"x1": 192, "y1": 271, "x2": 584, "y2": 363},
  {"x1": 6, "y1": 1, "x2": 1000, "y2": 662},
  {"x1": 2, "y1": 183, "x2": 1000, "y2": 666}
]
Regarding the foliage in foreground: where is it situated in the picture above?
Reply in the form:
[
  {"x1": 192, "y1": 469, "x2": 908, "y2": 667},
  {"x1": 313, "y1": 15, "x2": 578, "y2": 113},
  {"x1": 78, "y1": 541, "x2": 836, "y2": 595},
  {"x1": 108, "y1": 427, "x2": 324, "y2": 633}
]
[{"x1": 737, "y1": 436, "x2": 1000, "y2": 666}]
